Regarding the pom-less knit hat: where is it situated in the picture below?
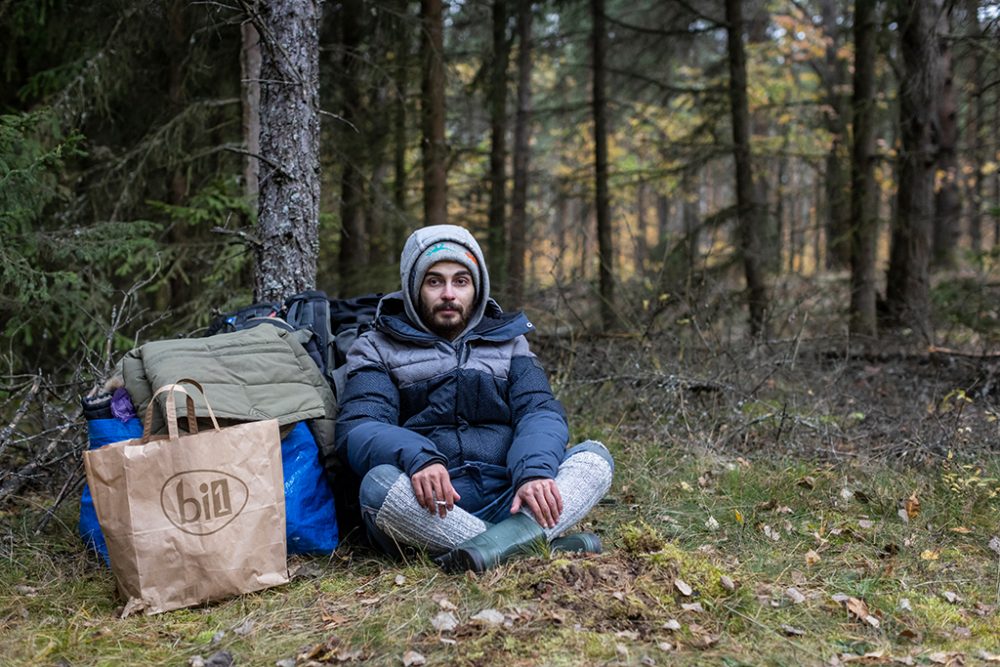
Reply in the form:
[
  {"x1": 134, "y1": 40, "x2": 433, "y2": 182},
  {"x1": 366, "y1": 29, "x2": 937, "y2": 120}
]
[
  {"x1": 411, "y1": 241, "x2": 480, "y2": 299},
  {"x1": 399, "y1": 225, "x2": 491, "y2": 338}
]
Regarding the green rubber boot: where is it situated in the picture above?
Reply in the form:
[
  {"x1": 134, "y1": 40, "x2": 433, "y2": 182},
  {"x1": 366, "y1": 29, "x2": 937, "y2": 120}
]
[
  {"x1": 435, "y1": 513, "x2": 546, "y2": 573},
  {"x1": 549, "y1": 532, "x2": 602, "y2": 554}
]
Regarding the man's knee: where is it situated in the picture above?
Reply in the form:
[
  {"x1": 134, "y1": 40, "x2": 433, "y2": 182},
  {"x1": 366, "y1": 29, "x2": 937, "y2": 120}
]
[
  {"x1": 566, "y1": 440, "x2": 614, "y2": 472},
  {"x1": 359, "y1": 464, "x2": 406, "y2": 511}
]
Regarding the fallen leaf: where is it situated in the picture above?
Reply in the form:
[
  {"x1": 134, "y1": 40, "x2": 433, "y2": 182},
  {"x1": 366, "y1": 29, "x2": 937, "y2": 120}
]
[
  {"x1": 232, "y1": 619, "x2": 254, "y2": 637},
  {"x1": 921, "y1": 550, "x2": 940, "y2": 561},
  {"x1": 394, "y1": 574, "x2": 406, "y2": 586},
  {"x1": 904, "y1": 492, "x2": 920, "y2": 519},
  {"x1": 785, "y1": 587, "x2": 806, "y2": 604},
  {"x1": 835, "y1": 595, "x2": 880, "y2": 628},
  {"x1": 858, "y1": 519, "x2": 874, "y2": 529},
  {"x1": 641, "y1": 657, "x2": 656, "y2": 666},
  {"x1": 797, "y1": 476, "x2": 815, "y2": 489},
  {"x1": 336, "y1": 648, "x2": 364, "y2": 662},
  {"x1": 805, "y1": 550, "x2": 821, "y2": 566},
  {"x1": 780, "y1": 624, "x2": 805, "y2": 636},
  {"x1": 688, "y1": 633, "x2": 720, "y2": 649},
  {"x1": 674, "y1": 579, "x2": 693, "y2": 596},
  {"x1": 897, "y1": 508, "x2": 910, "y2": 524},
  {"x1": 988, "y1": 536, "x2": 1000, "y2": 556},
  {"x1": 720, "y1": 575, "x2": 736, "y2": 591},
  {"x1": 952, "y1": 626, "x2": 971, "y2": 638},
  {"x1": 840, "y1": 487, "x2": 854, "y2": 501},
  {"x1": 681, "y1": 602, "x2": 704, "y2": 613},
  {"x1": 432, "y1": 593, "x2": 457, "y2": 610},
  {"x1": 438, "y1": 637, "x2": 456, "y2": 646},
  {"x1": 657, "y1": 642, "x2": 674, "y2": 652},
  {"x1": 762, "y1": 524, "x2": 780, "y2": 541},
  {"x1": 13, "y1": 585, "x2": 37, "y2": 596},
  {"x1": 705, "y1": 515, "x2": 720, "y2": 531},
  {"x1": 402, "y1": 650, "x2": 426, "y2": 666},
  {"x1": 949, "y1": 526, "x2": 971, "y2": 534},
  {"x1": 471, "y1": 609, "x2": 505, "y2": 625},
  {"x1": 662, "y1": 619, "x2": 681, "y2": 631},
  {"x1": 615, "y1": 630, "x2": 640, "y2": 640},
  {"x1": 431, "y1": 611, "x2": 458, "y2": 632},
  {"x1": 898, "y1": 598, "x2": 912, "y2": 611},
  {"x1": 976, "y1": 650, "x2": 1000, "y2": 662},
  {"x1": 941, "y1": 591, "x2": 961, "y2": 603}
]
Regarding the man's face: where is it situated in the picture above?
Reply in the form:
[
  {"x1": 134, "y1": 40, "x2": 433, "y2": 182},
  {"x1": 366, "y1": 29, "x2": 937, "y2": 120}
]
[{"x1": 419, "y1": 261, "x2": 475, "y2": 340}]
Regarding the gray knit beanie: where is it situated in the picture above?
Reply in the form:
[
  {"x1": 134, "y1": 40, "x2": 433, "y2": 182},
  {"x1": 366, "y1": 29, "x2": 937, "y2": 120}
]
[
  {"x1": 409, "y1": 241, "x2": 480, "y2": 304},
  {"x1": 399, "y1": 225, "x2": 491, "y2": 338}
]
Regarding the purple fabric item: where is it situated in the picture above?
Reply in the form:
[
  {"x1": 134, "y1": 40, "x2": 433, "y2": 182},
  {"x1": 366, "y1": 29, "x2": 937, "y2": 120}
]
[{"x1": 110, "y1": 387, "x2": 137, "y2": 423}]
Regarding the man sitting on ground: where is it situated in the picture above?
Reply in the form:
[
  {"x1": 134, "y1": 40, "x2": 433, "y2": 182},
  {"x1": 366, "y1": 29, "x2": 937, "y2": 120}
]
[{"x1": 334, "y1": 224, "x2": 613, "y2": 571}]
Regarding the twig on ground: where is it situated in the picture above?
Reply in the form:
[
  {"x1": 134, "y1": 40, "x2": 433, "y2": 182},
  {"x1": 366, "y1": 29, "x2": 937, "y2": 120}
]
[{"x1": 0, "y1": 373, "x2": 41, "y2": 460}]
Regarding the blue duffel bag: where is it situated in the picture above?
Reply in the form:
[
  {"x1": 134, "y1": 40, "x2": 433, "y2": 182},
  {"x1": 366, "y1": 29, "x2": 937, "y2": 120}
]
[{"x1": 80, "y1": 418, "x2": 338, "y2": 564}]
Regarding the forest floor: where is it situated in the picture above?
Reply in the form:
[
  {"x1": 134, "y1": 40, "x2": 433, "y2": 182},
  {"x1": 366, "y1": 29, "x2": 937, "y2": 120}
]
[{"x1": 3, "y1": 273, "x2": 1000, "y2": 666}]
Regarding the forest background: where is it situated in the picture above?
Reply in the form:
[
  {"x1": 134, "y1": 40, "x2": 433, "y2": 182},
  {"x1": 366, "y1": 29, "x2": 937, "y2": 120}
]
[{"x1": 3, "y1": 0, "x2": 1000, "y2": 665}]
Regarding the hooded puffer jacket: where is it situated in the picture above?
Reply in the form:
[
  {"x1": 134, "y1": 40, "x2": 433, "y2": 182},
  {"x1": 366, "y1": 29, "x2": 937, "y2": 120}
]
[{"x1": 334, "y1": 292, "x2": 569, "y2": 515}]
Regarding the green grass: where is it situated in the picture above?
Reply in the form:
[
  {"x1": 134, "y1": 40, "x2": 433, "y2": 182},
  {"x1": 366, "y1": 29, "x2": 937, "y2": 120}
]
[{"x1": 4, "y1": 434, "x2": 1000, "y2": 666}]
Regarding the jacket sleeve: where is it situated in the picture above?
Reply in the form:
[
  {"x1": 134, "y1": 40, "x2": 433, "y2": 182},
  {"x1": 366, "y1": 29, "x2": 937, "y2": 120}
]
[
  {"x1": 334, "y1": 334, "x2": 447, "y2": 478},
  {"x1": 505, "y1": 337, "x2": 569, "y2": 490}
]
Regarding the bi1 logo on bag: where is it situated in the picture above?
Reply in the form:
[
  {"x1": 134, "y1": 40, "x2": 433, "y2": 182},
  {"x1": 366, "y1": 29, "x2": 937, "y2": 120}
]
[{"x1": 160, "y1": 470, "x2": 249, "y2": 535}]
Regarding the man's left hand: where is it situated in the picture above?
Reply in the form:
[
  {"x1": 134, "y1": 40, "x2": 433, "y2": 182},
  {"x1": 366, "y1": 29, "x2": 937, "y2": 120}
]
[{"x1": 511, "y1": 479, "x2": 563, "y2": 529}]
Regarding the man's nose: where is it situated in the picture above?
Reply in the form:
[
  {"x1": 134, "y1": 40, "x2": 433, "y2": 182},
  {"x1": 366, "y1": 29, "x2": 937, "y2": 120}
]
[{"x1": 441, "y1": 282, "x2": 456, "y2": 299}]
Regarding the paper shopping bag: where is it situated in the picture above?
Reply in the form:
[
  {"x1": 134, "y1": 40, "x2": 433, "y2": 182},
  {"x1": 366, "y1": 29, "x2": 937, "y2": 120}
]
[{"x1": 84, "y1": 379, "x2": 288, "y2": 615}]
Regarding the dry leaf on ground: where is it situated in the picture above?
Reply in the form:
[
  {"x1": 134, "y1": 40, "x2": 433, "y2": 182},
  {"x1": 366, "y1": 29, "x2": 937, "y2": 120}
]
[{"x1": 402, "y1": 650, "x2": 426, "y2": 666}]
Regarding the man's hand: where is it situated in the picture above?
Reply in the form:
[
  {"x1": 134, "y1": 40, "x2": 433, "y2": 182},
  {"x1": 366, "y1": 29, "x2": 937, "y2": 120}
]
[
  {"x1": 511, "y1": 479, "x2": 563, "y2": 529},
  {"x1": 411, "y1": 463, "x2": 460, "y2": 517}
]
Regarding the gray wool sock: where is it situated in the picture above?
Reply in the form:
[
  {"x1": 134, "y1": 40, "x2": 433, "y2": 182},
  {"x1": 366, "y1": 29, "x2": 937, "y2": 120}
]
[
  {"x1": 535, "y1": 450, "x2": 613, "y2": 541},
  {"x1": 375, "y1": 474, "x2": 488, "y2": 555}
]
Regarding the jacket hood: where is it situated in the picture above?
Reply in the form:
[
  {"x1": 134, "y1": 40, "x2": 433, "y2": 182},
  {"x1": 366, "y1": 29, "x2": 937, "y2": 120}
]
[{"x1": 399, "y1": 225, "x2": 491, "y2": 339}]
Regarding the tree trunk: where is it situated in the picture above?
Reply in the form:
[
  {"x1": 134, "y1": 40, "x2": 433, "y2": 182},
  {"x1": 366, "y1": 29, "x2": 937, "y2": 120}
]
[
  {"x1": 338, "y1": 0, "x2": 369, "y2": 293},
  {"x1": 392, "y1": 0, "x2": 410, "y2": 255},
  {"x1": 420, "y1": 0, "x2": 447, "y2": 227},
  {"x1": 487, "y1": 0, "x2": 510, "y2": 289},
  {"x1": 964, "y1": 0, "x2": 983, "y2": 256},
  {"x1": 747, "y1": 6, "x2": 777, "y2": 273},
  {"x1": 681, "y1": 171, "x2": 698, "y2": 277},
  {"x1": 592, "y1": 0, "x2": 615, "y2": 331},
  {"x1": 241, "y1": 9, "x2": 261, "y2": 202},
  {"x1": 849, "y1": 0, "x2": 878, "y2": 337},
  {"x1": 634, "y1": 182, "x2": 647, "y2": 275},
  {"x1": 508, "y1": 0, "x2": 534, "y2": 310},
  {"x1": 820, "y1": 0, "x2": 852, "y2": 269},
  {"x1": 885, "y1": 0, "x2": 941, "y2": 337},
  {"x1": 932, "y1": 4, "x2": 959, "y2": 269},
  {"x1": 725, "y1": 0, "x2": 767, "y2": 337},
  {"x1": 253, "y1": 0, "x2": 321, "y2": 303}
]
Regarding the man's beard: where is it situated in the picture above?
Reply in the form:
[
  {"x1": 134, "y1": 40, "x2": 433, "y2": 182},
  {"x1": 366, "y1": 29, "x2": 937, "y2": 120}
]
[{"x1": 420, "y1": 300, "x2": 470, "y2": 340}]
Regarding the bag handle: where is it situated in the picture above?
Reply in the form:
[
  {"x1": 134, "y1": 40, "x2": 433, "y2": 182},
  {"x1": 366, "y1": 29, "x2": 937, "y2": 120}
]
[{"x1": 141, "y1": 379, "x2": 221, "y2": 443}]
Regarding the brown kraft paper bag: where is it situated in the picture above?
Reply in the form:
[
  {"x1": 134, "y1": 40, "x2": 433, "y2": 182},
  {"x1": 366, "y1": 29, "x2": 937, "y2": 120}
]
[{"x1": 84, "y1": 379, "x2": 289, "y2": 616}]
